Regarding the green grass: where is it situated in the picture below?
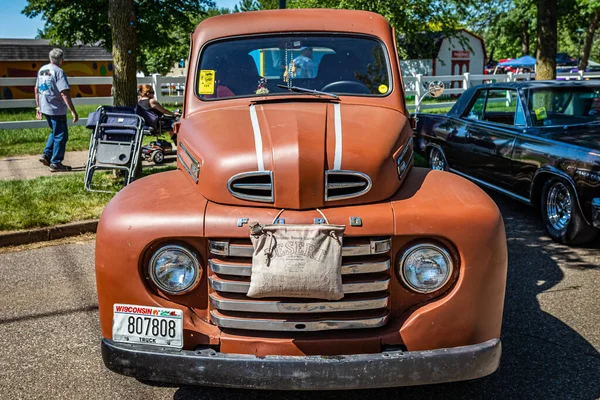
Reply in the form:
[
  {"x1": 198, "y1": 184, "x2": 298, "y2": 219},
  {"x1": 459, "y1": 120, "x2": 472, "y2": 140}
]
[
  {"x1": 0, "y1": 105, "x2": 101, "y2": 158},
  {"x1": 416, "y1": 107, "x2": 452, "y2": 114},
  {"x1": 0, "y1": 164, "x2": 176, "y2": 231},
  {"x1": 0, "y1": 104, "x2": 179, "y2": 158},
  {"x1": 414, "y1": 152, "x2": 427, "y2": 167}
]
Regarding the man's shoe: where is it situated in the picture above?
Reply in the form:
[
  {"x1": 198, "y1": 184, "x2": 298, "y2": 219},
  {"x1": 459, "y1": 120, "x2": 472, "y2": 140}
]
[
  {"x1": 48, "y1": 163, "x2": 72, "y2": 172},
  {"x1": 39, "y1": 154, "x2": 50, "y2": 166}
]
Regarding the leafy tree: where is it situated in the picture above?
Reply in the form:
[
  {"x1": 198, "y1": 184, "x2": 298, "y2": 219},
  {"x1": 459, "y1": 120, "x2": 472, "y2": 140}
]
[
  {"x1": 466, "y1": 0, "x2": 537, "y2": 60},
  {"x1": 536, "y1": 0, "x2": 558, "y2": 79},
  {"x1": 260, "y1": 0, "x2": 281, "y2": 8},
  {"x1": 572, "y1": 0, "x2": 600, "y2": 70},
  {"x1": 22, "y1": 0, "x2": 215, "y2": 104},
  {"x1": 233, "y1": 0, "x2": 279, "y2": 11},
  {"x1": 285, "y1": 0, "x2": 467, "y2": 58},
  {"x1": 233, "y1": 0, "x2": 262, "y2": 12},
  {"x1": 108, "y1": 0, "x2": 137, "y2": 106}
]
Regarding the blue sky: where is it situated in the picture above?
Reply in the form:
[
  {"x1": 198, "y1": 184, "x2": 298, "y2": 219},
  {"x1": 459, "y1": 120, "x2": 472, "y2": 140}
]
[{"x1": 0, "y1": 0, "x2": 241, "y2": 39}]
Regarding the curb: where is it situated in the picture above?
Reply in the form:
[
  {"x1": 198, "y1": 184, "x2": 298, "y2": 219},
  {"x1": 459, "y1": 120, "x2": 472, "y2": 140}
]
[{"x1": 0, "y1": 220, "x2": 98, "y2": 247}]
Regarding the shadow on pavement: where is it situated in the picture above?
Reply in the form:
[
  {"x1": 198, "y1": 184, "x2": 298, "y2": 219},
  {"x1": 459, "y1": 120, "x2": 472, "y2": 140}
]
[{"x1": 172, "y1": 194, "x2": 600, "y2": 400}]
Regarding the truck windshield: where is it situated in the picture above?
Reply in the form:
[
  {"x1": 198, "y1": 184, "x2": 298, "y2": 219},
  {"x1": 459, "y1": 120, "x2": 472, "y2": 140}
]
[
  {"x1": 196, "y1": 34, "x2": 391, "y2": 100},
  {"x1": 528, "y1": 86, "x2": 600, "y2": 126}
]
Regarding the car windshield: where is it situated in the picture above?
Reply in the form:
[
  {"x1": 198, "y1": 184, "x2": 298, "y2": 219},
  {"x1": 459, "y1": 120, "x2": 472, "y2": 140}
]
[
  {"x1": 528, "y1": 86, "x2": 600, "y2": 126},
  {"x1": 196, "y1": 34, "x2": 391, "y2": 100}
]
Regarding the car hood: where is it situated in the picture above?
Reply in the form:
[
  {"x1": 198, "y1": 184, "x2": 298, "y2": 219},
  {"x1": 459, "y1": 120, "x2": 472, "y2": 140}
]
[{"x1": 177, "y1": 101, "x2": 412, "y2": 209}]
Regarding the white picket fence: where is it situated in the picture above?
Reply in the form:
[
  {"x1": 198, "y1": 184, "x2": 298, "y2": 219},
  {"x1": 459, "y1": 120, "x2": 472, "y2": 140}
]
[
  {"x1": 404, "y1": 70, "x2": 600, "y2": 112},
  {"x1": 2, "y1": 71, "x2": 600, "y2": 130},
  {"x1": 0, "y1": 74, "x2": 184, "y2": 130}
]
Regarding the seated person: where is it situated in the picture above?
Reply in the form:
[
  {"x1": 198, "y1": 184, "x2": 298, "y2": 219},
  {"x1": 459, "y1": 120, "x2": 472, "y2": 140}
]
[
  {"x1": 137, "y1": 84, "x2": 180, "y2": 143},
  {"x1": 293, "y1": 47, "x2": 317, "y2": 78}
]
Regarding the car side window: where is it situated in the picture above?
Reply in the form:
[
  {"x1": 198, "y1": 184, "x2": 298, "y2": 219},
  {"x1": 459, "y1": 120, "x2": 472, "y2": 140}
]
[
  {"x1": 514, "y1": 94, "x2": 526, "y2": 126},
  {"x1": 465, "y1": 90, "x2": 487, "y2": 121},
  {"x1": 483, "y1": 89, "x2": 520, "y2": 126}
]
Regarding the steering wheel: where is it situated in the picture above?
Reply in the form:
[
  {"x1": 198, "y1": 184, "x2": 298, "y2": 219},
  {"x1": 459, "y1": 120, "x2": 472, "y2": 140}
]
[{"x1": 321, "y1": 81, "x2": 370, "y2": 94}]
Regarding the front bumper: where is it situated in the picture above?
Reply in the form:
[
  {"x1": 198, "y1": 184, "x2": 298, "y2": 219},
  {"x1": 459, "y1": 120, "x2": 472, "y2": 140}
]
[
  {"x1": 101, "y1": 338, "x2": 501, "y2": 390},
  {"x1": 592, "y1": 198, "x2": 600, "y2": 229}
]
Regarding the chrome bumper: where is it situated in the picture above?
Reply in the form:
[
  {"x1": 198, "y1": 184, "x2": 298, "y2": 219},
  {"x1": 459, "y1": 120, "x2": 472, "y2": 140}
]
[
  {"x1": 101, "y1": 338, "x2": 501, "y2": 390},
  {"x1": 592, "y1": 198, "x2": 600, "y2": 229}
]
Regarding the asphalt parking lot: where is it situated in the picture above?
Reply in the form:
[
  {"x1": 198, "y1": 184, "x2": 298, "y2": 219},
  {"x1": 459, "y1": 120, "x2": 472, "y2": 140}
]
[{"x1": 0, "y1": 191, "x2": 598, "y2": 399}]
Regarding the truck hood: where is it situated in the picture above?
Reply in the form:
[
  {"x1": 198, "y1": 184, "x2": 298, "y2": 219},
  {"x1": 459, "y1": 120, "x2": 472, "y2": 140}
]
[{"x1": 178, "y1": 101, "x2": 412, "y2": 209}]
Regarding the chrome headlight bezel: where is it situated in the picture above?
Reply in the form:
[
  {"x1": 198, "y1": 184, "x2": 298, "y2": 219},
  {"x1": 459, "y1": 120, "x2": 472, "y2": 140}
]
[
  {"x1": 398, "y1": 243, "x2": 454, "y2": 294},
  {"x1": 148, "y1": 244, "x2": 202, "y2": 295}
]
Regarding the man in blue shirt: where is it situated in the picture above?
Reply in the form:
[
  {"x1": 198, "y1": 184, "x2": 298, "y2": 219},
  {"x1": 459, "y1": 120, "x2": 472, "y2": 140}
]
[
  {"x1": 293, "y1": 47, "x2": 317, "y2": 78},
  {"x1": 35, "y1": 48, "x2": 79, "y2": 171}
]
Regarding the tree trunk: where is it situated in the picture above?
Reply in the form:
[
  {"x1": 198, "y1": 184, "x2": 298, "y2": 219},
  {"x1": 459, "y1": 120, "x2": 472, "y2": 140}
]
[
  {"x1": 535, "y1": 0, "x2": 557, "y2": 80},
  {"x1": 521, "y1": 20, "x2": 529, "y2": 56},
  {"x1": 108, "y1": 0, "x2": 138, "y2": 106},
  {"x1": 578, "y1": 9, "x2": 600, "y2": 71}
]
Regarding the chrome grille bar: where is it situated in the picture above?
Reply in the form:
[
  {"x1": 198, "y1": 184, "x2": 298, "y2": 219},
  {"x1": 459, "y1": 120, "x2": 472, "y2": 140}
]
[
  {"x1": 209, "y1": 258, "x2": 390, "y2": 277},
  {"x1": 231, "y1": 183, "x2": 272, "y2": 190},
  {"x1": 210, "y1": 310, "x2": 389, "y2": 332},
  {"x1": 209, "y1": 276, "x2": 390, "y2": 294},
  {"x1": 209, "y1": 238, "x2": 391, "y2": 257},
  {"x1": 209, "y1": 294, "x2": 389, "y2": 313},
  {"x1": 325, "y1": 170, "x2": 373, "y2": 201},
  {"x1": 208, "y1": 236, "x2": 392, "y2": 332},
  {"x1": 327, "y1": 182, "x2": 367, "y2": 189},
  {"x1": 227, "y1": 171, "x2": 274, "y2": 203}
]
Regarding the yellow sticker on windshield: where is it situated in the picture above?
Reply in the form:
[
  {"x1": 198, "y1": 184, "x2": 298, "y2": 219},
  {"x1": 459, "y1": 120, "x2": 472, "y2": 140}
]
[
  {"x1": 534, "y1": 107, "x2": 547, "y2": 120},
  {"x1": 199, "y1": 70, "x2": 215, "y2": 95},
  {"x1": 378, "y1": 84, "x2": 388, "y2": 94}
]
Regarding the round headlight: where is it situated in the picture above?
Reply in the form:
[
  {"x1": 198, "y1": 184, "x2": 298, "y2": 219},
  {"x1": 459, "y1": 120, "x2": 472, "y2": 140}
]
[
  {"x1": 149, "y1": 245, "x2": 201, "y2": 294},
  {"x1": 399, "y1": 244, "x2": 453, "y2": 293}
]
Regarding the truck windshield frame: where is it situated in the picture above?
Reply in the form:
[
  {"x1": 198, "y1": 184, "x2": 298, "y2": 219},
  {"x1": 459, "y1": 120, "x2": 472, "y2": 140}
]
[{"x1": 195, "y1": 33, "x2": 393, "y2": 101}]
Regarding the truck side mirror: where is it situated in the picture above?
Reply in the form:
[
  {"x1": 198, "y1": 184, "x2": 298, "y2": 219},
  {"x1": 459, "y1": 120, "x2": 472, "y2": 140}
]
[
  {"x1": 414, "y1": 81, "x2": 445, "y2": 118},
  {"x1": 427, "y1": 81, "x2": 445, "y2": 98}
]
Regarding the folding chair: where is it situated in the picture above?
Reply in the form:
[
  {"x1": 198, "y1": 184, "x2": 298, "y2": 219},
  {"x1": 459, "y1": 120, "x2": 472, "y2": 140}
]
[{"x1": 84, "y1": 106, "x2": 145, "y2": 192}]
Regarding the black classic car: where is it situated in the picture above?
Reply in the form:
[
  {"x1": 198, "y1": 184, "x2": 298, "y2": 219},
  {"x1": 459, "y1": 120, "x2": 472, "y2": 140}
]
[{"x1": 415, "y1": 81, "x2": 600, "y2": 245}]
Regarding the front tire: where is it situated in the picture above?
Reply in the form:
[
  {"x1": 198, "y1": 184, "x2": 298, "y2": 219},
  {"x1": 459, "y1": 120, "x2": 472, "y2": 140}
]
[
  {"x1": 541, "y1": 178, "x2": 597, "y2": 245},
  {"x1": 152, "y1": 150, "x2": 165, "y2": 164},
  {"x1": 429, "y1": 147, "x2": 447, "y2": 171}
]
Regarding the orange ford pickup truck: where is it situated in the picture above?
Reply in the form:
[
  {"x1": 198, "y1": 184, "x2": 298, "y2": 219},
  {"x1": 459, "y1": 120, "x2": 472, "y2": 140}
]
[{"x1": 97, "y1": 9, "x2": 508, "y2": 389}]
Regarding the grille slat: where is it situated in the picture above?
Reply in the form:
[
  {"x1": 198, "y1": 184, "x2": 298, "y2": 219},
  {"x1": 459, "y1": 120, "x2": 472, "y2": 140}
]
[
  {"x1": 325, "y1": 170, "x2": 372, "y2": 201},
  {"x1": 208, "y1": 258, "x2": 390, "y2": 277},
  {"x1": 209, "y1": 275, "x2": 390, "y2": 294},
  {"x1": 209, "y1": 292, "x2": 389, "y2": 313},
  {"x1": 210, "y1": 309, "x2": 390, "y2": 332},
  {"x1": 227, "y1": 171, "x2": 273, "y2": 203},
  {"x1": 209, "y1": 238, "x2": 391, "y2": 257},
  {"x1": 208, "y1": 236, "x2": 391, "y2": 332}
]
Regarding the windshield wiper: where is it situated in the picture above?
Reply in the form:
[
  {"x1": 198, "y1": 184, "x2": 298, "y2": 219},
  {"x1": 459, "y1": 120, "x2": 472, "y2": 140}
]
[{"x1": 276, "y1": 84, "x2": 339, "y2": 100}]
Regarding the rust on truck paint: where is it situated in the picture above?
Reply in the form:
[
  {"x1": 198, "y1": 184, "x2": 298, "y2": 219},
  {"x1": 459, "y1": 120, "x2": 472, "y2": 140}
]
[{"x1": 96, "y1": 8, "x2": 507, "y2": 388}]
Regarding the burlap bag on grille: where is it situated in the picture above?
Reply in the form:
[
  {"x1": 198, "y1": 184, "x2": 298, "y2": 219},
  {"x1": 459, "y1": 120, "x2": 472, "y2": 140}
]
[{"x1": 247, "y1": 220, "x2": 345, "y2": 300}]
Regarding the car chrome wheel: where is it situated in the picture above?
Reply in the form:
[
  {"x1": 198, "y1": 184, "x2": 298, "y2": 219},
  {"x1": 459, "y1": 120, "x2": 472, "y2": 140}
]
[
  {"x1": 546, "y1": 181, "x2": 572, "y2": 231},
  {"x1": 153, "y1": 151, "x2": 164, "y2": 164},
  {"x1": 429, "y1": 148, "x2": 446, "y2": 171}
]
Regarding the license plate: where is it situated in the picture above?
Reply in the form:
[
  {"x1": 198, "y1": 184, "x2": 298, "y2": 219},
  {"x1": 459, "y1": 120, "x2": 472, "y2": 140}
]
[{"x1": 112, "y1": 304, "x2": 183, "y2": 349}]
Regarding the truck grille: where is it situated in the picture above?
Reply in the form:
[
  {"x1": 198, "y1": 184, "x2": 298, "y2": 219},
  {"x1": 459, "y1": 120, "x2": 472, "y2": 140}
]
[
  {"x1": 208, "y1": 237, "x2": 391, "y2": 332},
  {"x1": 227, "y1": 171, "x2": 274, "y2": 203},
  {"x1": 325, "y1": 170, "x2": 372, "y2": 201}
]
